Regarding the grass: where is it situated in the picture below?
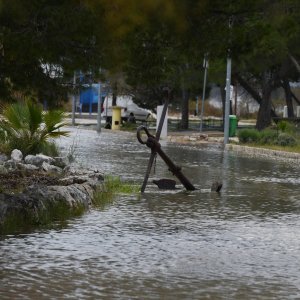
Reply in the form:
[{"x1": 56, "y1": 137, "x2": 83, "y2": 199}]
[{"x1": 93, "y1": 176, "x2": 140, "y2": 209}]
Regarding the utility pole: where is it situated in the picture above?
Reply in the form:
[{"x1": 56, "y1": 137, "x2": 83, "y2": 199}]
[
  {"x1": 97, "y1": 82, "x2": 102, "y2": 133},
  {"x1": 200, "y1": 55, "x2": 209, "y2": 132},
  {"x1": 223, "y1": 53, "x2": 232, "y2": 145},
  {"x1": 224, "y1": 18, "x2": 233, "y2": 145}
]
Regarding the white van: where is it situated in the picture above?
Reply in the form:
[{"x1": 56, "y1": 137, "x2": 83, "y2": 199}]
[{"x1": 102, "y1": 95, "x2": 152, "y2": 123}]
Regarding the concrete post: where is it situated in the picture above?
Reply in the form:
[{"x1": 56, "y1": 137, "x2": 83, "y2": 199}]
[
  {"x1": 296, "y1": 106, "x2": 300, "y2": 118},
  {"x1": 156, "y1": 105, "x2": 168, "y2": 139},
  {"x1": 283, "y1": 106, "x2": 288, "y2": 118}
]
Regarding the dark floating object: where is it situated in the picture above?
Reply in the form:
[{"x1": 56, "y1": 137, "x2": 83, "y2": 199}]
[
  {"x1": 153, "y1": 179, "x2": 177, "y2": 190},
  {"x1": 153, "y1": 178, "x2": 223, "y2": 193},
  {"x1": 211, "y1": 181, "x2": 223, "y2": 192}
]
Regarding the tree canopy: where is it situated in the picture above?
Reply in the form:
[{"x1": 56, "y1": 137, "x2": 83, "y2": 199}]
[{"x1": 1, "y1": 0, "x2": 300, "y2": 129}]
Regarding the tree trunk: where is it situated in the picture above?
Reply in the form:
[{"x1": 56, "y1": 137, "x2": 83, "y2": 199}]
[
  {"x1": 112, "y1": 82, "x2": 117, "y2": 106},
  {"x1": 256, "y1": 73, "x2": 272, "y2": 131},
  {"x1": 234, "y1": 73, "x2": 278, "y2": 118},
  {"x1": 282, "y1": 79, "x2": 294, "y2": 117},
  {"x1": 291, "y1": 91, "x2": 300, "y2": 105},
  {"x1": 181, "y1": 80, "x2": 189, "y2": 130}
]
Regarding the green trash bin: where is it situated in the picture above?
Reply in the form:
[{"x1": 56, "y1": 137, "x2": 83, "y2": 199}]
[{"x1": 229, "y1": 115, "x2": 237, "y2": 137}]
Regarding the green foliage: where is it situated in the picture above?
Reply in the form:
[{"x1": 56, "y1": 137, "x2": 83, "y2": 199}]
[
  {"x1": 277, "y1": 120, "x2": 296, "y2": 134},
  {"x1": 237, "y1": 129, "x2": 260, "y2": 143},
  {"x1": 238, "y1": 127, "x2": 299, "y2": 148},
  {"x1": 93, "y1": 176, "x2": 139, "y2": 208},
  {"x1": 0, "y1": 0, "x2": 104, "y2": 104},
  {"x1": 276, "y1": 133, "x2": 297, "y2": 147},
  {"x1": 0, "y1": 100, "x2": 69, "y2": 155},
  {"x1": 259, "y1": 129, "x2": 278, "y2": 145}
]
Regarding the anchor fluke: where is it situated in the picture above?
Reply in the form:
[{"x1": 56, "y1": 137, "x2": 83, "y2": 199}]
[{"x1": 153, "y1": 179, "x2": 177, "y2": 190}]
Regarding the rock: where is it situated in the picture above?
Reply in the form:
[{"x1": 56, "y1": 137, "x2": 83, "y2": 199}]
[
  {"x1": 153, "y1": 178, "x2": 177, "y2": 190},
  {"x1": 24, "y1": 154, "x2": 54, "y2": 167},
  {"x1": 0, "y1": 165, "x2": 8, "y2": 174},
  {"x1": 17, "y1": 163, "x2": 39, "y2": 171},
  {"x1": 63, "y1": 165, "x2": 71, "y2": 173},
  {"x1": 199, "y1": 134, "x2": 209, "y2": 141},
  {"x1": 53, "y1": 156, "x2": 68, "y2": 168},
  {"x1": 36, "y1": 154, "x2": 55, "y2": 165},
  {"x1": 42, "y1": 162, "x2": 62, "y2": 173},
  {"x1": 3, "y1": 160, "x2": 17, "y2": 171},
  {"x1": 11, "y1": 149, "x2": 23, "y2": 162},
  {"x1": 58, "y1": 176, "x2": 88, "y2": 186},
  {"x1": 0, "y1": 154, "x2": 8, "y2": 164},
  {"x1": 24, "y1": 155, "x2": 42, "y2": 166}
]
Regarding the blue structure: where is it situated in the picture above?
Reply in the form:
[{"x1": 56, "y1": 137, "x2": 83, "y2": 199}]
[
  {"x1": 79, "y1": 84, "x2": 100, "y2": 114},
  {"x1": 79, "y1": 83, "x2": 108, "y2": 114}
]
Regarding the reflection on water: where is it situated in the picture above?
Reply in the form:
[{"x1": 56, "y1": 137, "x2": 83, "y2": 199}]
[{"x1": 1, "y1": 127, "x2": 300, "y2": 299}]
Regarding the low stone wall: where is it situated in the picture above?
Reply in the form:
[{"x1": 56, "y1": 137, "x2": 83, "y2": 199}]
[{"x1": 226, "y1": 144, "x2": 300, "y2": 163}]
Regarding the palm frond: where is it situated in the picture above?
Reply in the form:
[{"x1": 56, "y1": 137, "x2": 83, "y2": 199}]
[
  {"x1": 27, "y1": 100, "x2": 43, "y2": 135},
  {"x1": 3, "y1": 102, "x2": 29, "y2": 130},
  {"x1": 44, "y1": 110, "x2": 66, "y2": 131}
]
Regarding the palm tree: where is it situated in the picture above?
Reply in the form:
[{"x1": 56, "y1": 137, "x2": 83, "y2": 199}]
[{"x1": 0, "y1": 100, "x2": 69, "y2": 156}]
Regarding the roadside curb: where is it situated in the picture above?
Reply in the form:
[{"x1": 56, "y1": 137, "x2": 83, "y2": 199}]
[{"x1": 226, "y1": 144, "x2": 300, "y2": 163}]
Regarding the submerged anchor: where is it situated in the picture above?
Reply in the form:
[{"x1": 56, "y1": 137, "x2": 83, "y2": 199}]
[
  {"x1": 137, "y1": 100, "x2": 222, "y2": 193},
  {"x1": 137, "y1": 125, "x2": 196, "y2": 191}
]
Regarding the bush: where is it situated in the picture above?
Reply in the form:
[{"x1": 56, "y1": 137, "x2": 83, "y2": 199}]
[
  {"x1": 277, "y1": 120, "x2": 296, "y2": 134},
  {"x1": 237, "y1": 129, "x2": 260, "y2": 143},
  {"x1": 275, "y1": 133, "x2": 297, "y2": 147},
  {"x1": 0, "y1": 100, "x2": 69, "y2": 156},
  {"x1": 259, "y1": 129, "x2": 278, "y2": 145}
]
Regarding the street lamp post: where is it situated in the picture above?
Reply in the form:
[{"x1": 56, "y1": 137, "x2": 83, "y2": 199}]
[
  {"x1": 223, "y1": 53, "x2": 232, "y2": 145},
  {"x1": 200, "y1": 55, "x2": 209, "y2": 132},
  {"x1": 72, "y1": 71, "x2": 76, "y2": 126},
  {"x1": 97, "y1": 82, "x2": 102, "y2": 133},
  {"x1": 224, "y1": 17, "x2": 233, "y2": 145}
]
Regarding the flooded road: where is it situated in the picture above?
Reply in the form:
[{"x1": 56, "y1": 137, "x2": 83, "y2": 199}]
[{"x1": 1, "y1": 127, "x2": 300, "y2": 299}]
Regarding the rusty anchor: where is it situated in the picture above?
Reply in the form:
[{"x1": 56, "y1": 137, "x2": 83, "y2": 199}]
[
  {"x1": 137, "y1": 98, "x2": 222, "y2": 193},
  {"x1": 137, "y1": 98, "x2": 196, "y2": 192},
  {"x1": 137, "y1": 125, "x2": 196, "y2": 192}
]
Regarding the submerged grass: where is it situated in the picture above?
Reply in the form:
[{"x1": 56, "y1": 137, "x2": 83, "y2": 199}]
[{"x1": 93, "y1": 176, "x2": 139, "y2": 209}]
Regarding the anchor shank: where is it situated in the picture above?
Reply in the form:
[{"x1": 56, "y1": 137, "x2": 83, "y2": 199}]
[{"x1": 156, "y1": 147, "x2": 196, "y2": 191}]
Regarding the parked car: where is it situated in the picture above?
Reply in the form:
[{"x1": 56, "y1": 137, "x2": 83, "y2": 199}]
[{"x1": 102, "y1": 95, "x2": 152, "y2": 123}]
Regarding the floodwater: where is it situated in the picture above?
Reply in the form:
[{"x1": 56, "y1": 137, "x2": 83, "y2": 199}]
[{"x1": 1, "y1": 127, "x2": 300, "y2": 299}]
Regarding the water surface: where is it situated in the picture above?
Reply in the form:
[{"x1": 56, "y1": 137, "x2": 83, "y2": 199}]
[{"x1": 1, "y1": 127, "x2": 300, "y2": 299}]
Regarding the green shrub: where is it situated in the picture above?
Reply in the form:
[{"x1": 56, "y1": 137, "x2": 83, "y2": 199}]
[
  {"x1": 275, "y1": 133, "x2": 297, "y2": 147},
  {"x1": 237, "y1": 129, "x2": 260, "y2": 143},
  {"x1": 277, "y1": 120, "x2": 296, "y2": 134},
  {"x1": 259, "y1": 129, "x2": 278, "y2": 145}
]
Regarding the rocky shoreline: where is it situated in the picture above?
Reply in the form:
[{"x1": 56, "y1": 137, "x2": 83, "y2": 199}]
[{"x1": 0, "y1": 150, "x2": 104, "y2": 234}]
